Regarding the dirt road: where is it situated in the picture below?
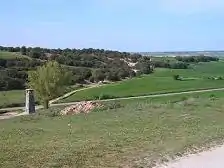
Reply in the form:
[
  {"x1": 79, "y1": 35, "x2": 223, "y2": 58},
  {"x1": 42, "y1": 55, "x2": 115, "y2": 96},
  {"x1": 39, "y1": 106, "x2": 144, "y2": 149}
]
[{"x1": 159, "y1": 145, "x2": 224, "y2": 168}]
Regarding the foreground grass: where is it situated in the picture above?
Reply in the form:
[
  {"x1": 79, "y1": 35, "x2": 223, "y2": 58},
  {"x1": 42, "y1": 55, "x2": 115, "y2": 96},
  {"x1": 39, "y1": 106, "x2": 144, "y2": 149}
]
[{"x1": 1, "y1": 97, "x2": 224, "y2": 167}]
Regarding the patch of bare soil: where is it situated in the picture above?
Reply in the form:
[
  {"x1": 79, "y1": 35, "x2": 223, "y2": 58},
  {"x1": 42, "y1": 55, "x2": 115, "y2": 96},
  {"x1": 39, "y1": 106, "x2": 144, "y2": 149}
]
[
  {"x1": 0, "y1": 112, "x2": 19, "y2": 120},
  {"x1": 60, "y1": 101, "x2": 102, "y2": 115}
]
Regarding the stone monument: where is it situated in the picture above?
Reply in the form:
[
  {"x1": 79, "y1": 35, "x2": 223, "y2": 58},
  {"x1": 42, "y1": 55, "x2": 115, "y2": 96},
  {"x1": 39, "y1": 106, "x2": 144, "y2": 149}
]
[{"x1": 25, "y1": 89, "x2": 35, "y2": 114}]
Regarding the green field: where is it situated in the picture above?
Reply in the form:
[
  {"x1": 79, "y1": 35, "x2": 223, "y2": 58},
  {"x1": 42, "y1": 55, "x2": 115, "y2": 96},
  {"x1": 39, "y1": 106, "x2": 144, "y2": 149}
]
[
  {"x1": 0, "y1": 90, "x2": 25, "y2": 108},
  {"x1": 103, "y1": 89, "x2": 224, "y2": 105},
  {"x1": 2, "y1": 61, "x2": 224, "y2": 108},
  {"x1": 190, "y1": 61, "x2": 224, "y2": 76},
  {"x1": 0, "y1": 51, "x2": 31, "y2": 60},
  {"x1": 1, "y1": 97, "x2": 224, "y2": 167},
  {"x1": 58, "y1": 61, "x2": 224, "y2": 103}
]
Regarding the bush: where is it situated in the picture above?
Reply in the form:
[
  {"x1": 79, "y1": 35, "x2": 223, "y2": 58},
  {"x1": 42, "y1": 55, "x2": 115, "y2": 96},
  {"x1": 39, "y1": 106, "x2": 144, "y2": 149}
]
[
  {"x1": 105, "y1": 70, "x2": 120, "y2": 81},
  {"x1": 7, "y1": 78, "x2": 25, "y2": 90},
  {"x1": 103, "y1": 102, "x2": 124, "y2": 110},
  {"x1": 92, "y1": 69, "x2": 106, "y2": 82},
  {"x1": 173, "y1": 75, "x2": 180, "y2": 80},
  {"x1": 170, "y1": 62, "x2": 188, "y2": 69},
  {"x1": 136, "y1": 71, "x2": 143, "y2": 77},
  {"x1": 209, "y1": 94, "x2": 217, "y2": 101},
  {"x1": 181, "y1": 96, "x2": 188, "y2": 101},
  {"x1": 94, "y1": 93, "x2": 117, "y2": 100}
]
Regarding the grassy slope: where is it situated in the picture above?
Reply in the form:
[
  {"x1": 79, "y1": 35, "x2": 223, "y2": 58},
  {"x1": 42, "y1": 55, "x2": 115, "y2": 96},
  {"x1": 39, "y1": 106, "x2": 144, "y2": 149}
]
[
  {"x1": 0, "y1": 51, "x2": 31, "y2": 60},
  {"x1": 104, "y1": 89, "x2": 224, "y2": 105},
  {"x1": 59, "y1": 61, "x2": 224, "y2": 103},
  {"x1": 1, "y1": 97, "x2": 224, "y2": 167},
  {"x1": 0, "y1": 90, "x2": 25, "y2": 108}
]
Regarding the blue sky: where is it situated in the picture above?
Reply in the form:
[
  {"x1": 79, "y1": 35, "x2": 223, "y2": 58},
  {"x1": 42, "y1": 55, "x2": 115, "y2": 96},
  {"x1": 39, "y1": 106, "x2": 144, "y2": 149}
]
[{"x1": 1, "y1": 0, "x2": 224, "y2": 51}]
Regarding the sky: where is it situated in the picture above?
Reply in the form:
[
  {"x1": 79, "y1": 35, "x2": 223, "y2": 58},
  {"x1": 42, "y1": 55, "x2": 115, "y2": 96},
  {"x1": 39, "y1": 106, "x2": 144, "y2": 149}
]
[{"x1": 1, "y1": 0, "x2": 224, "y2": 52}]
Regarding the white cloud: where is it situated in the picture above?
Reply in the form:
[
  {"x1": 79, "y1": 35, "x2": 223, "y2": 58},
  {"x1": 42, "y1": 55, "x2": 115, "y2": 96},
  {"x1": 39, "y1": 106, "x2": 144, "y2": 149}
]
[{"x1": 158, "y1": 0, "x2": 224, "y2": 14}]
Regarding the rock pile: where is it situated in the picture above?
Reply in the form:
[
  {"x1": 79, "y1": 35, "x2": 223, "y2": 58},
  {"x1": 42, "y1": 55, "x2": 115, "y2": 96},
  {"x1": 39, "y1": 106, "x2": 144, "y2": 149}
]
[{"x1": 60, "y1": 101, "x2": 102, "y2": 115}]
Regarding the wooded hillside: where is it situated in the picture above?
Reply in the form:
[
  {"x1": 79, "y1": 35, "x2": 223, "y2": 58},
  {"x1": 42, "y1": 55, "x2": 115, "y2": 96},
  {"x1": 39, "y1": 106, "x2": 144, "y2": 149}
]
[{"x1": 0, "y1": 46, "x2": 152, "y2": 91}]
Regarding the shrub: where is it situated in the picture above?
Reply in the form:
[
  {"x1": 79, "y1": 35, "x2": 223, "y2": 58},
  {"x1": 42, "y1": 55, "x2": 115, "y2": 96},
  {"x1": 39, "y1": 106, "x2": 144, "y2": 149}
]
[
  {"x1": 94, "y1": 93, "x2": 117, "y2": 100},
  {"x1": 173, "y1": 75, "x2": 180, "y2": 80},
  {"x1": 181, "y1": 96, "x2": 188, "y2": 101},
  {"x1": 209, "y1": 94, "x2": 217, "y2": 100},
  {"x1": 136, "y1": 71, "x2": 143, "y2": 77},
  {"x1": 103, "y1": 101, "x2": 124, "y2": 110},
  {"x1": 217, "y1": 76, "x2": 223, "y2": 80}
]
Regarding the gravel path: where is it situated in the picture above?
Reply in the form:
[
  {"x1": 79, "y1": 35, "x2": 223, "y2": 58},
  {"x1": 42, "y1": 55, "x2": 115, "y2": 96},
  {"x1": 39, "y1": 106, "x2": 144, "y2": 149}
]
[
  {"x1": 0, "y1": 112, "x2": 28, "y2": 120},
  {"x1": 159, "y1": 145, "x2": 224, "y2": 168}
]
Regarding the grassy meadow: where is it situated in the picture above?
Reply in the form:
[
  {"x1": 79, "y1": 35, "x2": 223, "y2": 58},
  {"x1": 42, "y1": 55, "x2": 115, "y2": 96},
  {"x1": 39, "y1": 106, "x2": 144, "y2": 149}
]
[
  {"x1": 1, "y1": 96, "x2": 224, "y2": 167},
  {"x1": 0, "y1": 51, "x2": 31, "y2": 60},
  {"x1": 0, "y1": 90, "x2": 25, "y2": 108},
  {"x1": 58, "y1": 61, "x2": 224, "y2": 103},
  {"x1": 102, "y1": 89, "x2": 224, "y2": 105}
]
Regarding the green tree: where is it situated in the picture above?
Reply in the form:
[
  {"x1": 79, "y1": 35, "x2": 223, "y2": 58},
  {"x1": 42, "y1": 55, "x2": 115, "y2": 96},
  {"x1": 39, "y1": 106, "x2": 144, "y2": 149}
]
[
  {"x1": 20, "y1": 46, "x2": 27, "y2": 55},
  {"x1": 173, "y1": 75, "x2": 180, "y2": 80},
  {"x1": 92, "y1": 69, "x2": 105, "y2": 82},
  {"x1": 29, "y1": 47, "x2": 42, "y2": 58},
  {"x1": 28, "y1": 61, "x2": 71, "y2": 109}
]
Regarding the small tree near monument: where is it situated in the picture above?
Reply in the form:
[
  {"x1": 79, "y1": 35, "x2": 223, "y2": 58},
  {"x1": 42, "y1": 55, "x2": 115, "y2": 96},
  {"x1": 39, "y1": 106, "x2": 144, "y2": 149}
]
[{"x1": 28, "y1": 61, "x2": 71, "y2": 109}]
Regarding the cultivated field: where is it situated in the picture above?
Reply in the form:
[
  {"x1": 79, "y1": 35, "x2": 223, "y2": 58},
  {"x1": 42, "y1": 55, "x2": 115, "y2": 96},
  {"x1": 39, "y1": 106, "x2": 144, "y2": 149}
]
[
  {"x1": 58, "y1": 61, "x2": 224, "y2": 103},
  {"x1": 1, "y1": 96, "x2": 224, "y2": 167}
]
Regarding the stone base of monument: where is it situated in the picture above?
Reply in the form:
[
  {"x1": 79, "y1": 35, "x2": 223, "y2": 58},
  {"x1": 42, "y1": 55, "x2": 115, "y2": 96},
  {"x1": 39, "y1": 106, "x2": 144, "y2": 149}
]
[{"x1": 25, "y1": 89, "x2": 36, "y2": 114}]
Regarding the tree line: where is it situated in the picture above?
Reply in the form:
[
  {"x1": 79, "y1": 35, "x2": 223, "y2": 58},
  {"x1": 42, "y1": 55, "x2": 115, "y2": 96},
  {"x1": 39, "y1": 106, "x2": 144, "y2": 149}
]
[
  {"x1": 175, "y1": 55, "x2": 219, "y2": 63},
  {"x1": 0, "y1": 46, "x2": 153, "y2": 91}
]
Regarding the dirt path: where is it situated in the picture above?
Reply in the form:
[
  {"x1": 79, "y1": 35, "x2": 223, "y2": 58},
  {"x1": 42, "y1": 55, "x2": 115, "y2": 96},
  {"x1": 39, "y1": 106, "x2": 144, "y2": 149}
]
[
  {"x1": 49, "y1": 84, "x2": 101, "y2": 104},
  {"x1": 158, "y1": 145, "x2": 224, "y2": 168},
  {"x1": 0, "y1": 112, "x2": 28, "y2": 120}
]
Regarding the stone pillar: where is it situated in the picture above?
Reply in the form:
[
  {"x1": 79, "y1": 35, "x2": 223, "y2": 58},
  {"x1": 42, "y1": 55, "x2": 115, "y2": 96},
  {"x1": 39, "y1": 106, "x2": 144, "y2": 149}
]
[{"x1": 25, "y1": 89, "x2": 35, "y2": 114}]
